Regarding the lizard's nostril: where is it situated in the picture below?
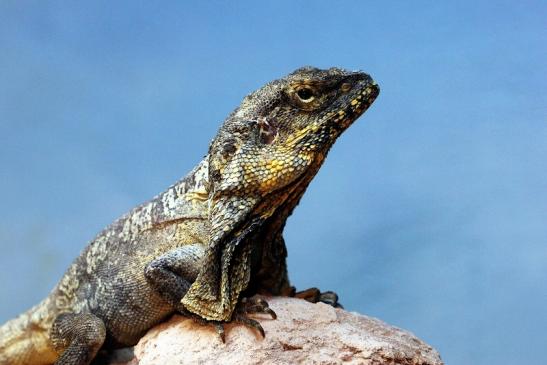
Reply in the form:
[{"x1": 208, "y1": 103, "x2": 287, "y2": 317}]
[{"x1": 341, "y1": 83, "x2": 352, "y2": 92}]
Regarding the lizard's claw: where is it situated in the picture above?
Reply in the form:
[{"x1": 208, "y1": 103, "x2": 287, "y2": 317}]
[
  {"x1": 233, "y1": 314, "x2": 265, "y2": 338},
  {"x1": 289, "y1": 287, "x2": 344, "y2": 308},
  {"x1": 178, "y1": 308, "x2": 228, "y2": 343},
  {"x1": 236, "y1": 297, "x2": 277, "y2": 319},
  {"x1": 230, "y1": 296, "x2": 277, "y2": 340},
  {"x1": 214, "y1": 322, "x2": 226, "y2": 343},
  {"x1": 210, "y1": 316, "x2": 264, "y2": 343},
  {"x1": 192, "y1": 297, "x2": 276, "y2": 343}
]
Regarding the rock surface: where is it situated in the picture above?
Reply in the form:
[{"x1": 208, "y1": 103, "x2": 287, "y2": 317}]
[{"x1": 118, "y1": 297, "x2": 443, "y2": 365}]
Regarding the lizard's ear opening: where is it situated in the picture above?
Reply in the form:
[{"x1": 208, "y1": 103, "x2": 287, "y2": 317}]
[{"x1": 258, "y1": 117, "x2": 278, "y2": 145}]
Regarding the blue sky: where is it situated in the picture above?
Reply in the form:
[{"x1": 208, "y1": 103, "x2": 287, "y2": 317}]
[{"x1": 0, "y1": 1, "x2": 546, "y2": 364}]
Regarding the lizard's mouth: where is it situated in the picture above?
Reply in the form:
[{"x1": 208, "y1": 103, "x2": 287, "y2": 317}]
[
  {"x1": 329, "y1": 74, "x2": 379, "y2": 132},
  {"x1": 284, "y1": 74, "x2": 379, "y2": 154},
  {"x1": 289, "y1": 75, "x2": 378, "y2": 155}
]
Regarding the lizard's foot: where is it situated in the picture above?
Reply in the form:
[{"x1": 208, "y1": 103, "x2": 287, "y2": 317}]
[
  {"x1": 223, "y1": 297, "x2": 277, "y2": 342},
  {"x1": 286, "y1": 286, "x2": 343, "y2": 308},
  {"x1": 178, "y1": 310, "x2": 229, "y2": 343},
  {"x1": 230, "y1": 296, "x2": 277, "y2": 341},
  {"x1": 206, "y1": 317, "x2": 264, "y2": 344},
  {"x1": 186, "y1": 297, "x2": 276, "y2": 343}
]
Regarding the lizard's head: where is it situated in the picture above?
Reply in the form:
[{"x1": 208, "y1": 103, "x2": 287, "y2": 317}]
[
  {"x1": 220, "y1": 66, "x2": 378, "y2": 148},
  {"x1": 247, "y1": 66, "x2": 380, "y2": 149},
  {"x1": 207, "y1": 66, "x2": 379, "y2": 237}
]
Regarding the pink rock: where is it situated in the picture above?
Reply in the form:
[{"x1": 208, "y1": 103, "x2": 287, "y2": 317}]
[{"x1": 120, "y1": 297, "x2": 443, "y2": 365}]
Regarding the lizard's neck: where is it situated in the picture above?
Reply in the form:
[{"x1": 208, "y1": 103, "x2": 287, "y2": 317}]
[
  {"x1": 266, "y1": 152, "x2": 327, "y2": 229},
  {"x1": 246, "y1": 154, "x2": 328, "y2": 294}
]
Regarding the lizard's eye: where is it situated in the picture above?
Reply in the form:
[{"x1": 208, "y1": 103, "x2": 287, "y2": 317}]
[{"x1": 296, "y1": 87, "x2": 315, "y2": 102}]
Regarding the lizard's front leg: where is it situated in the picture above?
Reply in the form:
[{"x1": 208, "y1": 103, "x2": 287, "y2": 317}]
[
  {"x1": 145, "y1": 243, "x2": 235, "y2": 342},
  {"x1": 143, "y1": 243, "x2": 205, "y2": 312},
  {"x1": 145, "y1": 241, "x2": 276, "y2": 342},
  {"x1": 144, "y1": 243, "x2": 273, "y2": 341}
]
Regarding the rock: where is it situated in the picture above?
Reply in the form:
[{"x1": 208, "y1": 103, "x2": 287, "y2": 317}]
[{"x1": 118, "y1": 297, "x2": 443, "y2": 365}]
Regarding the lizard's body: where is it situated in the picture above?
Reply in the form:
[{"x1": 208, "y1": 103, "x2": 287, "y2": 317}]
[
  {"x1": 0, "y1": 67, "x2": 379, "y2": 365},
  {"x1": 1, "y1": 160, "x2": 211, "y2": 363}
]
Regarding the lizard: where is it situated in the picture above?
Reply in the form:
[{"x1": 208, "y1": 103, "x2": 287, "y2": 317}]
[{"x1": 0, "y1": 66, "x2": 379, "y2": 365}]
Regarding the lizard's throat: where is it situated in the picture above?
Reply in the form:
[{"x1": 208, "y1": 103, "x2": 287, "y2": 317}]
[{"x1": 260, "y1": 153, "x2": 326, "y2": 226}]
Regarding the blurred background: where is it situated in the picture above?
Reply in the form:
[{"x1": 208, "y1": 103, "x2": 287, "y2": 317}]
[{"x1": 0, "y1": 1, "x2": 545, "y2": 364}]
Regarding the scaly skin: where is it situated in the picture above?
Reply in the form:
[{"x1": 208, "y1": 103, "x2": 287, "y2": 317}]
[{"x1": 0, "y1": 66, "x2": 379, "y2": 365}]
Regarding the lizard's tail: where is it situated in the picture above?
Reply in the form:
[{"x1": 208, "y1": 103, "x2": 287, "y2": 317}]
[{"x1": 0, "y1": 298, "x2": 58, "y2": 365}]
